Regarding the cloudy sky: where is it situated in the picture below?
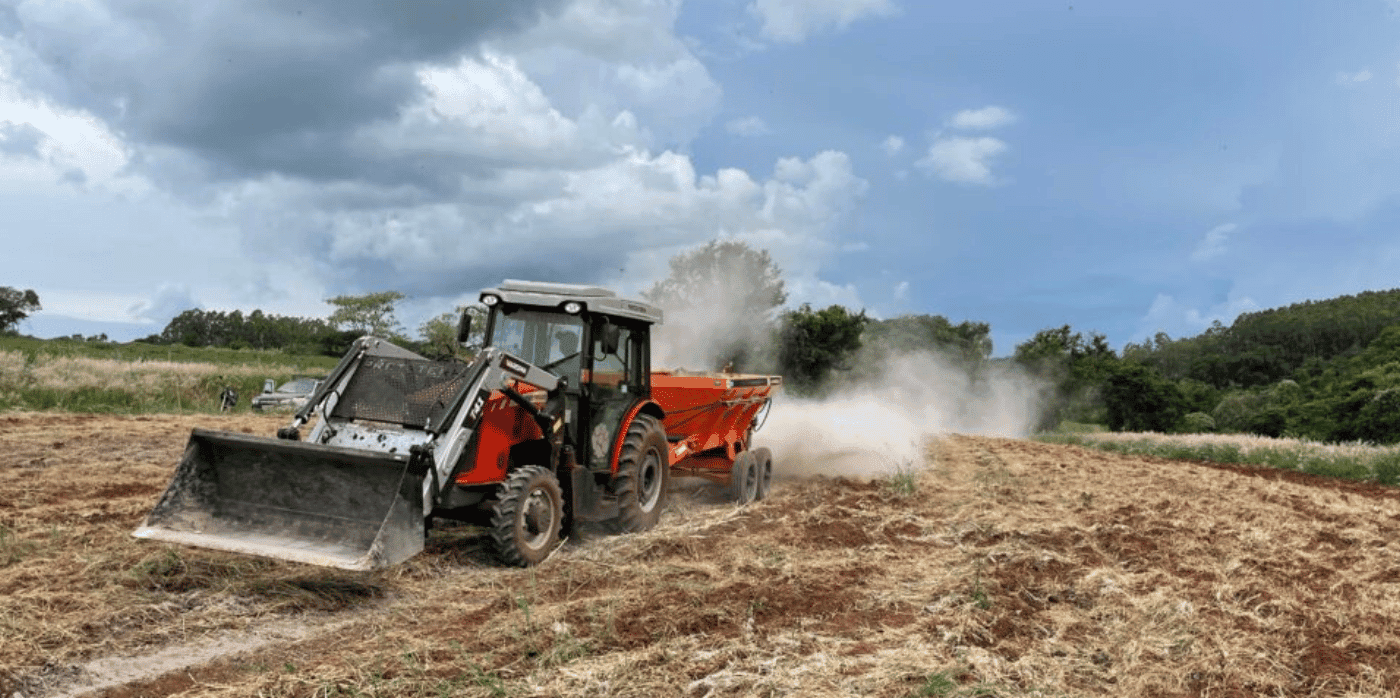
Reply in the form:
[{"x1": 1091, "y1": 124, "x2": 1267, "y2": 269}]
[{"x1": 3, "y1": 0, "x2": 1399, "y2": 355}]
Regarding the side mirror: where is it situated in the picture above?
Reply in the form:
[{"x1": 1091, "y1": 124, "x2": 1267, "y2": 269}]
[
  {"x1": 456, "y1": 311, "x2": 473, "y2": 344},
  {"x1": 600, "y1": 323, "x2": 622, "y2": 356}
]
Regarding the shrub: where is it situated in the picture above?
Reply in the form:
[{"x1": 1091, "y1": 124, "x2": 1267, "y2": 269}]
[
  {"x1": 1104, "y1": 363, "x2": 1185, "y2": 433},
  {"x1": 1373, "y1": 453, "x2": 1400, "y2": 486},
  {"x1": 1181, "y1": 412, "x2": 1216, "y2": 433},
  {"x1": 1300, "y1": 457, "x2": 1370, "y2": 481}
]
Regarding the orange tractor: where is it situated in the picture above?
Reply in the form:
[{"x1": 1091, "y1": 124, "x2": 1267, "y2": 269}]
[{"x1": 135, "y1": 280, "x2": 780, "y2": 569}]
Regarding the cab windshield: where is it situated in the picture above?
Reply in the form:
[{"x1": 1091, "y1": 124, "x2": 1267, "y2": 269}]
[{"x1": 488, "y1": 306, "x2": 585, "y2": 387}]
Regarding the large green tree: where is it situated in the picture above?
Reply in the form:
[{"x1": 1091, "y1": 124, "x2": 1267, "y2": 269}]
[
  {"x1": 326, "y1": 291, "x2": 406, "y2": 338},
  {"x1": 776, "y1": 304, "x2": 868, "y2": 394},
  {"x1": 0, "y1": 287, "x2": 41, "y2": 333},
  {"x1": 417, "y1": 305, "x2": 485, "y2": 359},
  {"x1": 1014, "y1": 325, "x2": 1120, "y2": 428},
  {"x1": 643, "y1": 239, "x2": 787, "y2": 315},
  {"x1": 1103, "y1": 362, "x2": 1187, "y2": 433},
  {"x1": 863, "y1": 314, "x2": 993, "y2": 368}
]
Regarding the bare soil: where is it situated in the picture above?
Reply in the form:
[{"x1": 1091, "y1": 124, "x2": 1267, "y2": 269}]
[{"x1": 3, "y1": 412, "x2": 1400, "y2": 696}]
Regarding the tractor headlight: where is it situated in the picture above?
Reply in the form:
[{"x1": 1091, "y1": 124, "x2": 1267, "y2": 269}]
[
  {"x1": 481, "y1": 293, "x2": 500, "y2": 307},
  {"x1": 562, "y1": 301, "x2": 583, "y2": 314}
]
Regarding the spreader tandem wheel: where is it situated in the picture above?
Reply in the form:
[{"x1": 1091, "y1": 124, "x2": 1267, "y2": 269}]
[
  {"x1": 752, "y1": 447, "x2": 774, "y2": 500},
  {"x1": 729, "y1": 451, "x2": 758, "y2": 503}
]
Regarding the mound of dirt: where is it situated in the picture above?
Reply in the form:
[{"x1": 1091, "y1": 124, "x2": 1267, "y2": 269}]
[{"x1": 2, "y1": 413, "x2": 1399, "y2": 697}]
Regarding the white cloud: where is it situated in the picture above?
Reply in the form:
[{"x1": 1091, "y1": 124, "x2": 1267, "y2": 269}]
[
  {"x1": 237, "y1": 50, "x2": 863, "y2": 311},
  {"x1": 893, "y1": 280, "x2": 910, "y2": 302},
  {"x1": 880, "y1": 135, "x2": 904, "y2": 156},
  {"x1": 128, "y1": 283, "x2": 198, "y2": 324},
  {"x1": 37, "y1": 289, "x2": 150, "y2": 324},
  {"x1": 0, "y1": 70, "x2": 144, "y2": 194},
  {"x1": 1335, "y1": 69, "x2": 1372, "y2": 85},
  {"x1": 498, "y1": 0, "x2": 722, "y2": 147},
  {"x1": 0, "y1": 0, "x2": 874, "y2": 341},
  {"x1": 916, "y1": 136, "x2": 1009, "y2": 186},
  {"x1": 726, "y1": 115, "x2": 771, "y2": 137},
  {"x1": 1191, "y1": 223, "x2": 1235, "y2": 262},
  {"x1": 948, "y1": 105, "x2": 1016, "y2": 130},
  {"x1": 749, "y1": 0, "x2": 898, "y2": 43},
  {"x1": 598, "y1": 150, "x2": 870, "y2": 305}
]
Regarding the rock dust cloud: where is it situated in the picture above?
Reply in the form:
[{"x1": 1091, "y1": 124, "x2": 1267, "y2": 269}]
[{"x1": 758, "y1": 351, "x2": 1046, "y2": 479}]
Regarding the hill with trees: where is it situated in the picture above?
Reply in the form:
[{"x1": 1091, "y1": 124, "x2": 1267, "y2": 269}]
[{"x1": 1023, "y1": 289, "x2": 1400, "y2": 443}]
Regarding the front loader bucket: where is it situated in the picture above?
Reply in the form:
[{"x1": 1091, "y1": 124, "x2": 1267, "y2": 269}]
[{"x1": 133, "y1": 429, "x2": 428, "y2": 571}]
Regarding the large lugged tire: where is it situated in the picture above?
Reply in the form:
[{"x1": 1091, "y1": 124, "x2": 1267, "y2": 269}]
[
  {"x1": 612, "y1": 414, "x2": 669, "y2": 533},
  {"x1": 752, "y1": 447, "x2": 773, "y2": 500},
  {"x1": 729, "y1": 451, "x2": 757, "y2": 504},
  {"x1": 489, "y1": 466, "x2": 564, "y2": 567}
]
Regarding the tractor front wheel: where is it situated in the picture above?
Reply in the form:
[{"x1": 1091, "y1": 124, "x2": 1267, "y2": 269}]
[
  {"x1": 612, "y1": 414, "x2": 670, "y2": 533},
  {"x1": 489, "y1": 465, "x2": 564, "y2": 567}
]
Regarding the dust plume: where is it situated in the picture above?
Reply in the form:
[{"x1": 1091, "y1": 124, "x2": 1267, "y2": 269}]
[
  {"x1": 649, "y1": 281, "x2": 774, "y2": 372},
  {"x1": 645, "y1": 240, "x2": 784, "y2": 373},
  {"x1": 640, "y1": 239, "x2": 1048, "y2": 481},
  {"x1": 757, "y1": 351, "x2": 1047, "y2": 480}
]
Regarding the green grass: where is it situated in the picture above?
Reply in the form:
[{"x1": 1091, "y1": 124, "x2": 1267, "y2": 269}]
[
  {"x1": 0, "y1": 335, "x2": 337, "y2": 367},
  {"x1": 908, "y1": 666, "x2": 1020, "y2": 698},
  {"x1": 0, "y1": 525, "x2": 35, "y2": 567},
  {"x1": 1039, "y1": 429, "x2": 1400, "y2": 487},
  {"x1": 0, "y1": 336, "x2": 338, "y2": 414},
  {"x1": 882, "y1": 461, "x2": 920, "y2": 496}
]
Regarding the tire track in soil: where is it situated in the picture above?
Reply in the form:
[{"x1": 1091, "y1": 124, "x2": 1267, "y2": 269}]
[{"x1": 40, "y1": 614, "x2": 369, "y2": 698}]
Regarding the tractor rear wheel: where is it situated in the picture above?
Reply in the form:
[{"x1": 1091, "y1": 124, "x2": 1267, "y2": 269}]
[
  {"x1": 612, "y1": 414, "x2": 669, "y2": 533},
  {"x1": 730, "y1": 451, "x2": 758, "y2": 504},
  {"x1": 752, "y1": 447, "x2": 773, "y2": 500},
  {"x1": 489, "y1": 466, "x2": 564, "y2": 567}
]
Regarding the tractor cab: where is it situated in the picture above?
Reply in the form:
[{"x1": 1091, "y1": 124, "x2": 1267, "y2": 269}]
[{"x1": 472, "y1": 280, "x2": 664, "y2": 472}]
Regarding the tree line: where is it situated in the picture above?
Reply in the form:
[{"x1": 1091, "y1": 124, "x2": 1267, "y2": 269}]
[
  {"x1": 1018, "y1": 290, "x2": 1400, "y2": 444},
  {"x1": 10, "y1": 245, "x2": 1400, "y2": 444},
  {"x1": 130, "y1": 292, "x2": 484, "y2": 360}
]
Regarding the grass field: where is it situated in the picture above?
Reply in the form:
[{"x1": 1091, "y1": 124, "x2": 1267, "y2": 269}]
[
  {"x1": 1040, "y1": 429, "x2": 1400, "y2": 486},
  {"x1": 0, "y1": 337, "x2": 338, "y2": 414}
]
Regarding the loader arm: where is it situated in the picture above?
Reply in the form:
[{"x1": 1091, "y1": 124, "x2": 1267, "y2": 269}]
[
  {"x1": 417, "y1": 347, "x2": 562, "y2": 515},
  {"x1": 135, "y1": 341, "x2": 564, "y2": 571}
]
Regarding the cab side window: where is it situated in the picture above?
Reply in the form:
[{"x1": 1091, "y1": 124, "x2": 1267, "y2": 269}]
[
  {"x1": 592, "y1": 325, "x2": 631, "y2": 392},
  {"x1": 585, "y1": 321, "x2": 635, "y2": 470}
]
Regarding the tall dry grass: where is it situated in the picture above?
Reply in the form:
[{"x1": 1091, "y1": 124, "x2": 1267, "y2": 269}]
[
  {"x1": 0, "y1": 350, "x2": 328, "y2": 413},
  {"x1": 1040, "y1": 429, "x2": 1400, "y2": 485}
]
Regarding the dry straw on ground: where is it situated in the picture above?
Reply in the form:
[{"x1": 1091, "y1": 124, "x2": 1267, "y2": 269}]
[{"x1": 2, "y1": 413, "x2": 1399, "y2": 697}]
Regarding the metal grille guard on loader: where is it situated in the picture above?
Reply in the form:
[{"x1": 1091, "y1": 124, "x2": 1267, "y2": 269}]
[{"x1": 133, "y1": 338, "x2": 561, "y2": 571}]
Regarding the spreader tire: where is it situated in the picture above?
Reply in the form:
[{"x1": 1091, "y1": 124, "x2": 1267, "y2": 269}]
[
  {"x1": 489, "y1": 466, "x2": 564, "y2": 567},
  {"x1": 612, "y1": 414, "x2": 670, "y2": 533},
  {"x1": 730, "y1": 451, "x2": 758, "y2": 504},
  {"x1": 752, "y1": 447, "x2": 774, "y2": 500}
]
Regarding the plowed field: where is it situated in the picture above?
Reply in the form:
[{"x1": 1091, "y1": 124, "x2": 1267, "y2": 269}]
[{"x1": 3, "y1": 412, "x2": 1400, "y2": 697}]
